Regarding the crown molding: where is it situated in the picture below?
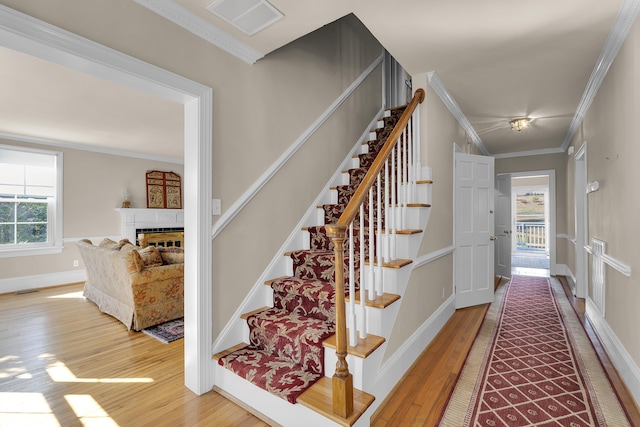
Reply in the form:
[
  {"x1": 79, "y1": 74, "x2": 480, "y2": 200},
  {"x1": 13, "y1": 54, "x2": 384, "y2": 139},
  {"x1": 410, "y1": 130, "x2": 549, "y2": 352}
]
[
  {"x1": 562, "y1": 0, "x2": 640, "y2": 150},
  {"x1": 492, "y1": 147, "x2": 565, "y2": 159},
  {"x1": 134, "y1": 0, "x2": 264, "y2": 65},
  {"x1": 0, "y1": 132, "x2": 183, "y2": 164},
  {"x1": 427, "y1": 71, "x2": 490, "y2": 156}
]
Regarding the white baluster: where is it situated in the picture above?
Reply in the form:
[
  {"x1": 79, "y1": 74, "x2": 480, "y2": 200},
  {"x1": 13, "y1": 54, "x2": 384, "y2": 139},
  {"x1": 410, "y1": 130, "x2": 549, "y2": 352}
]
[
  {"x1": 383, "y1": 160, "x2": 390, "y2": 263},
  {"x1": 376, "y1": 173, "x2": 383, "y2": 296},
  {"x1": 408, "y1": 117, "x2": 414, "y2": 204},
  {"x1": 368, "y1": 186, "x2": 375, "y2": 301},
  {"x1": 348, "y1": 222, "x2": 357, "y2": 346},
  {"x1": 359, "y1": 204, "x2": 366, "y2": 339},
  {"x1": 402, "y1": 126, "x2": 408, "y2": 230},
  {"x1": 391, "y1": 146, "x2": 397, "y2": 260},
  {"x1": 415, "y1": 107, "x2": 422, "y2": 182}
]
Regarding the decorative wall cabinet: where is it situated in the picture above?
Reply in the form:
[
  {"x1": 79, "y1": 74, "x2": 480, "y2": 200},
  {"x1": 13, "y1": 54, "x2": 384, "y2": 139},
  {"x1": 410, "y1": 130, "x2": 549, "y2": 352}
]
[{"x1": 146, "y1": 170, "x2": 182, "y2": 209}]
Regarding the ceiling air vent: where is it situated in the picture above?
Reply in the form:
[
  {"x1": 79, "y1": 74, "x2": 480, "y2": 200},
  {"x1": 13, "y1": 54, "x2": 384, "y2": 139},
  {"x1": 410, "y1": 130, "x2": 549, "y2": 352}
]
[{"x1": 207, "y1": 0, "x2": 283, "y2": 36}]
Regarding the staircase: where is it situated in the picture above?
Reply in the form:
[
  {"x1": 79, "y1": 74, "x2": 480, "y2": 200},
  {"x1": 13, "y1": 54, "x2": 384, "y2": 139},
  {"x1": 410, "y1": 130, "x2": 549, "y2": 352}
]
[{"x1": 214, "y1": 90, "x2": 431, "y2": 426}]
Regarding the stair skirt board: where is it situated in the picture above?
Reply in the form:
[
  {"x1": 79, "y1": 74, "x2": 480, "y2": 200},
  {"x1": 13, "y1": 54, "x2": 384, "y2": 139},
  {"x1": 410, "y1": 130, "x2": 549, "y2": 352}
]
[{"x1": 214, "y1": 104, "x2": 435, "y2": 424}]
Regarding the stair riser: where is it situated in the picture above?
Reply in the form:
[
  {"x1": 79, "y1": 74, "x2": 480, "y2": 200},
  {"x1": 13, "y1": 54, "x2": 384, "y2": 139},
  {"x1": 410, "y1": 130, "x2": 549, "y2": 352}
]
[
  {"x1": 247, "y1": 314, "x2": 331, "y2": 374},
  {"x1": 389, "y1": 233, "x2": 423, "y2": 261},
  {"x1": 361, "y1": 301, "x2": 402, "y2": 338},
  {"x1": 379, "y1": 265, "x2": 413, "y2": 295},
  {"x1": 273, "y1": 290, "x2": 334, "y2": 323},
  {"x1": 291, "y1": 252, "x2": 362, "y2": 289},
  {"x1": 306, "y1": 226, "x2": 372, "y2": 255},
  {"x1": 323, "y1": 342, "x2": 386, "y2": 391},
  {"x1": 387, "y1": 206, "x2": 431, "y2": 230},
  {"x1": 417, "y1": 182, "x2": 432, "y2": 204}
]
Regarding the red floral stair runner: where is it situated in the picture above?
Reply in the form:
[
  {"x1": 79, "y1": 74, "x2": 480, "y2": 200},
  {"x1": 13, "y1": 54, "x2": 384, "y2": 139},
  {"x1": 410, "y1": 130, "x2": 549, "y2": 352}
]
[
  {"x1": 439, "y1": 275, "x2": 631, "y2": 426},
  {"x1": 217, "y1": 107, "x2": 405, "y2": 403}
]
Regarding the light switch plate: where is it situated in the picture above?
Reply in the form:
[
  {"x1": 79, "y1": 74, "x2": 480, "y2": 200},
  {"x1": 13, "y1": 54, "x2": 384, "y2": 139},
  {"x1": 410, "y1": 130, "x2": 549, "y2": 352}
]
[{"x1": 212, "y1": 199, "x2": 221, "y2": 215}]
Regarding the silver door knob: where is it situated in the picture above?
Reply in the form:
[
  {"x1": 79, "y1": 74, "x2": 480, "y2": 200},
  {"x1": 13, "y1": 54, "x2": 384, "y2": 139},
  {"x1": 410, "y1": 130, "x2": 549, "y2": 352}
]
[{"x1": 490, "y1": 236, "x2": 497, "y2": 241}]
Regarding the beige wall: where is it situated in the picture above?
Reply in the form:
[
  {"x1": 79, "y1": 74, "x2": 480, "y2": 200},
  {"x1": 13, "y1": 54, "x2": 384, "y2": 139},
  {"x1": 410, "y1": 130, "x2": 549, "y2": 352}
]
[
  {"x1": 512, "y1": 175, "x2": 549, "y2": 188},
  {"x1": 0, "y1": 2, "x2": 383, "y2": 336},
  {"x1": 419, "y1": 79, "x2": 463, "y2": 253},
  {"x1": 572, "y1": 12, "x2": 640, "y2": 366},
  {"x1": 0, "y1": 137, "x2": 184, "y2": 279}
]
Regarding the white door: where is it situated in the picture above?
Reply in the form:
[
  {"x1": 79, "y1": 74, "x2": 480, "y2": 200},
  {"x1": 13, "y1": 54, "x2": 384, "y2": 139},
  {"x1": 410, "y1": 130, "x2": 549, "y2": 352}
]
[
  {"x1": 454, "y1": 153, "x2": 495, "y2": 309},
  {"x1": 495, "y1": 174, "x2": 512, "y2": 277}
]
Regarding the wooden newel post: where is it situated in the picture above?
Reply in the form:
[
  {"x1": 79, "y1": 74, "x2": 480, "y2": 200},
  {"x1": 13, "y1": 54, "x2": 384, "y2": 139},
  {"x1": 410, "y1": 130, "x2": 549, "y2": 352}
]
[{"x1": 325, "y1": 223, "x2": 354, "y2": 418}]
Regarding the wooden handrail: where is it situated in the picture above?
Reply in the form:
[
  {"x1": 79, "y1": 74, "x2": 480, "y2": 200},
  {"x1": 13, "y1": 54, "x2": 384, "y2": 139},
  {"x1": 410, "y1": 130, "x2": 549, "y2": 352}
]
[
  {"x1": 328, "y1": 88, "x2": 425, "y2": 418},
  {"x1": 335, "y1": 89, "x2": 424, "y2": 230}
]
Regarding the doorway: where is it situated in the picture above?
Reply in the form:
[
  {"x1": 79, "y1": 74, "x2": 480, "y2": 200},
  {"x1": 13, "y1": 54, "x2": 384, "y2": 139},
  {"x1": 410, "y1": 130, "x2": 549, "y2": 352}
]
[
  {"x1": 511, "y1": 175, "x2": 550, "y2": 277},
  {"x1": 495, "y1": 170, "x2": 556, "y2": 279},
  {"x1": 0, "y1": 7, "x2": 213, "y2": 394}
]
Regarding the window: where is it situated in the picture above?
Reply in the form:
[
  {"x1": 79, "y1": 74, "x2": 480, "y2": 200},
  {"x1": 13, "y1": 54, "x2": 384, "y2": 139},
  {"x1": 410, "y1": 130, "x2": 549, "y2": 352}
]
[{"x1": 0, "y1": 145, "x2": 63, "y2": 257}]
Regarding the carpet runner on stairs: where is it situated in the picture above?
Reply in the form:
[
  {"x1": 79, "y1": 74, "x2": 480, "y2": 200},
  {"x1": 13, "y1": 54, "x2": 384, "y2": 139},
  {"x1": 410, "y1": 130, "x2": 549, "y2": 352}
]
[{"x1": 216, "y1": 106, "x2": 406, "y2": 404}]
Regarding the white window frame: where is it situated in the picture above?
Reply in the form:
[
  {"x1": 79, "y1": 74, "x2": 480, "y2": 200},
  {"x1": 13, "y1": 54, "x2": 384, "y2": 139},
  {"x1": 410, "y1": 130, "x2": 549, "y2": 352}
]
[{"x1": 0, "y1": 144, "x2": 63, "y2": 258}]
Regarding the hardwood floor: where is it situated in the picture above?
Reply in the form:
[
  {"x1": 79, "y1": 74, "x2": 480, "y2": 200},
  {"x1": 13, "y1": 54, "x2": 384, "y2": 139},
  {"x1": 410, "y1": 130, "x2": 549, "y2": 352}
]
[
  {"x1": 2, "y1": 278, "x2": 638, "y2": 426},
  {"x1": 371, "y1": 297, "x2": 489, "y2": 426},
  {"x1": 0, "y1": 283, "x2": 268, "y2": 427}
]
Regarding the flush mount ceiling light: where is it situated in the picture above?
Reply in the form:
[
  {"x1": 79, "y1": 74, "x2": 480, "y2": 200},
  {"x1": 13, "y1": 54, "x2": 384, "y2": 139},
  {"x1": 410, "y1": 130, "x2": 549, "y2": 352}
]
[
  {"x1": 207, "y1": 0, "x2": 284, "y2": 36},
  {"x1": 509, "y1": 117, "x2": 531, "y2": 131}
]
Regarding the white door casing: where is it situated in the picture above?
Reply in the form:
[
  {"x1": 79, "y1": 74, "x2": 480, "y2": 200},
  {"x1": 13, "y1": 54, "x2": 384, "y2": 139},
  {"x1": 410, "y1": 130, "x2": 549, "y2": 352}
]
[
  {"x1": 575, "y1": 143, "x2": 588, "y2": 298},
  {"x1": 454, "y1": 152, "x2": 495, "y2": 309},
  {"x1": 495, "y1": 174, "x2": 512, "y2": 278}
]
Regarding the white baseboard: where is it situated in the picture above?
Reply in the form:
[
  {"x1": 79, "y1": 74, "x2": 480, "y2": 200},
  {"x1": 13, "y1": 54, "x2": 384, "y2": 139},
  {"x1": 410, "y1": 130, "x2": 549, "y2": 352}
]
[
  {"x1": 586, "y1": 298, "x2": 640, "y2": 408},
  {"x1": 0, "y1": 270, "x2": 86, "y2": 295},
  {"x1": 555, "y1": 264, "x2": 576, "y2": 294},
  {"x1": 367, "y1": 294, "x2": 456, "y2": 414}
]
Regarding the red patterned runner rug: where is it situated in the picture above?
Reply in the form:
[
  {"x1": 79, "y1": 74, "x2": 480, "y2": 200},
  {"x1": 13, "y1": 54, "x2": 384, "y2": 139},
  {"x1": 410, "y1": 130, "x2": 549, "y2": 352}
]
[{"x1": 439, "y1": 275, "x2": 631, "y2": 426}]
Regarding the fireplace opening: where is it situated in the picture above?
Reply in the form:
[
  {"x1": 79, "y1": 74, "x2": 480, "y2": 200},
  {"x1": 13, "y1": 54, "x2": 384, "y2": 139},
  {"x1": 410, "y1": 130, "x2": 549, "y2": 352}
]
[{"x1": 135, "y1": 227, "x2": 184, "y2": 247}]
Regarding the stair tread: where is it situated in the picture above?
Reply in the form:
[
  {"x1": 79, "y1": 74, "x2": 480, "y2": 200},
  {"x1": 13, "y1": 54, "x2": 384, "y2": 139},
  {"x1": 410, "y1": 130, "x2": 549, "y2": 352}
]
[
  {"x1": 364, "y1": 258, "x2": 413, "y2": 269},
  {"x1": 249, "y1": 307, "x2": 334, "y2": 328},
  {"x1": 297, "y1": 376, "x2": 375, "y2": 427},
  {"x1": 240, "y1": 306, "x2": 270, "y2": 320},
  {"x1": 213, "y1": 342, "x2": 249, "y2": 361},
  {"x1": 417, "y1": 179, "x2": 433, "y2": 184},
  {"x1": 345, "y1": 291, "x2": 400, "y2": 308},
  {"x1": 379, "y1": 228, "x2": 422, "y2": 235},
  {"x1": 390, "y1": 203, "x2": 431, "y2": 208},
  {"x1": 323, "y1": 330, "x2": 385, "y2": 358}
]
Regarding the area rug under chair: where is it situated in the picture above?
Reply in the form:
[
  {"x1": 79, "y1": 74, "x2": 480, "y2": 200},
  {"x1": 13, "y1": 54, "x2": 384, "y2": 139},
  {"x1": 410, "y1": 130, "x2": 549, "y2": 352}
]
[
  {"x1": 439, "y1": 275, "x2": 631, "y2": 426},
  {"x1": 142, "y1": 317, "x2": 184, "y2": 343}
]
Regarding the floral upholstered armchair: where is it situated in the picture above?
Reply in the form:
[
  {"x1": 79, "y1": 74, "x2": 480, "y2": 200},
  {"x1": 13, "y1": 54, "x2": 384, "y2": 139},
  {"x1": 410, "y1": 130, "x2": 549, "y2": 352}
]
[{"x1": 77, "y1": 238, "x2": 184, "y2": 331}]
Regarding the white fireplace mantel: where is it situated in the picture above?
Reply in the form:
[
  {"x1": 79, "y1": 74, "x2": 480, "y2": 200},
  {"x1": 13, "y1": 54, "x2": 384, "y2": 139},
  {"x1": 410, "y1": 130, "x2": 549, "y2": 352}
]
[{"x1": 116, "y1": 208, "x2": 184, "y2": 242}]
